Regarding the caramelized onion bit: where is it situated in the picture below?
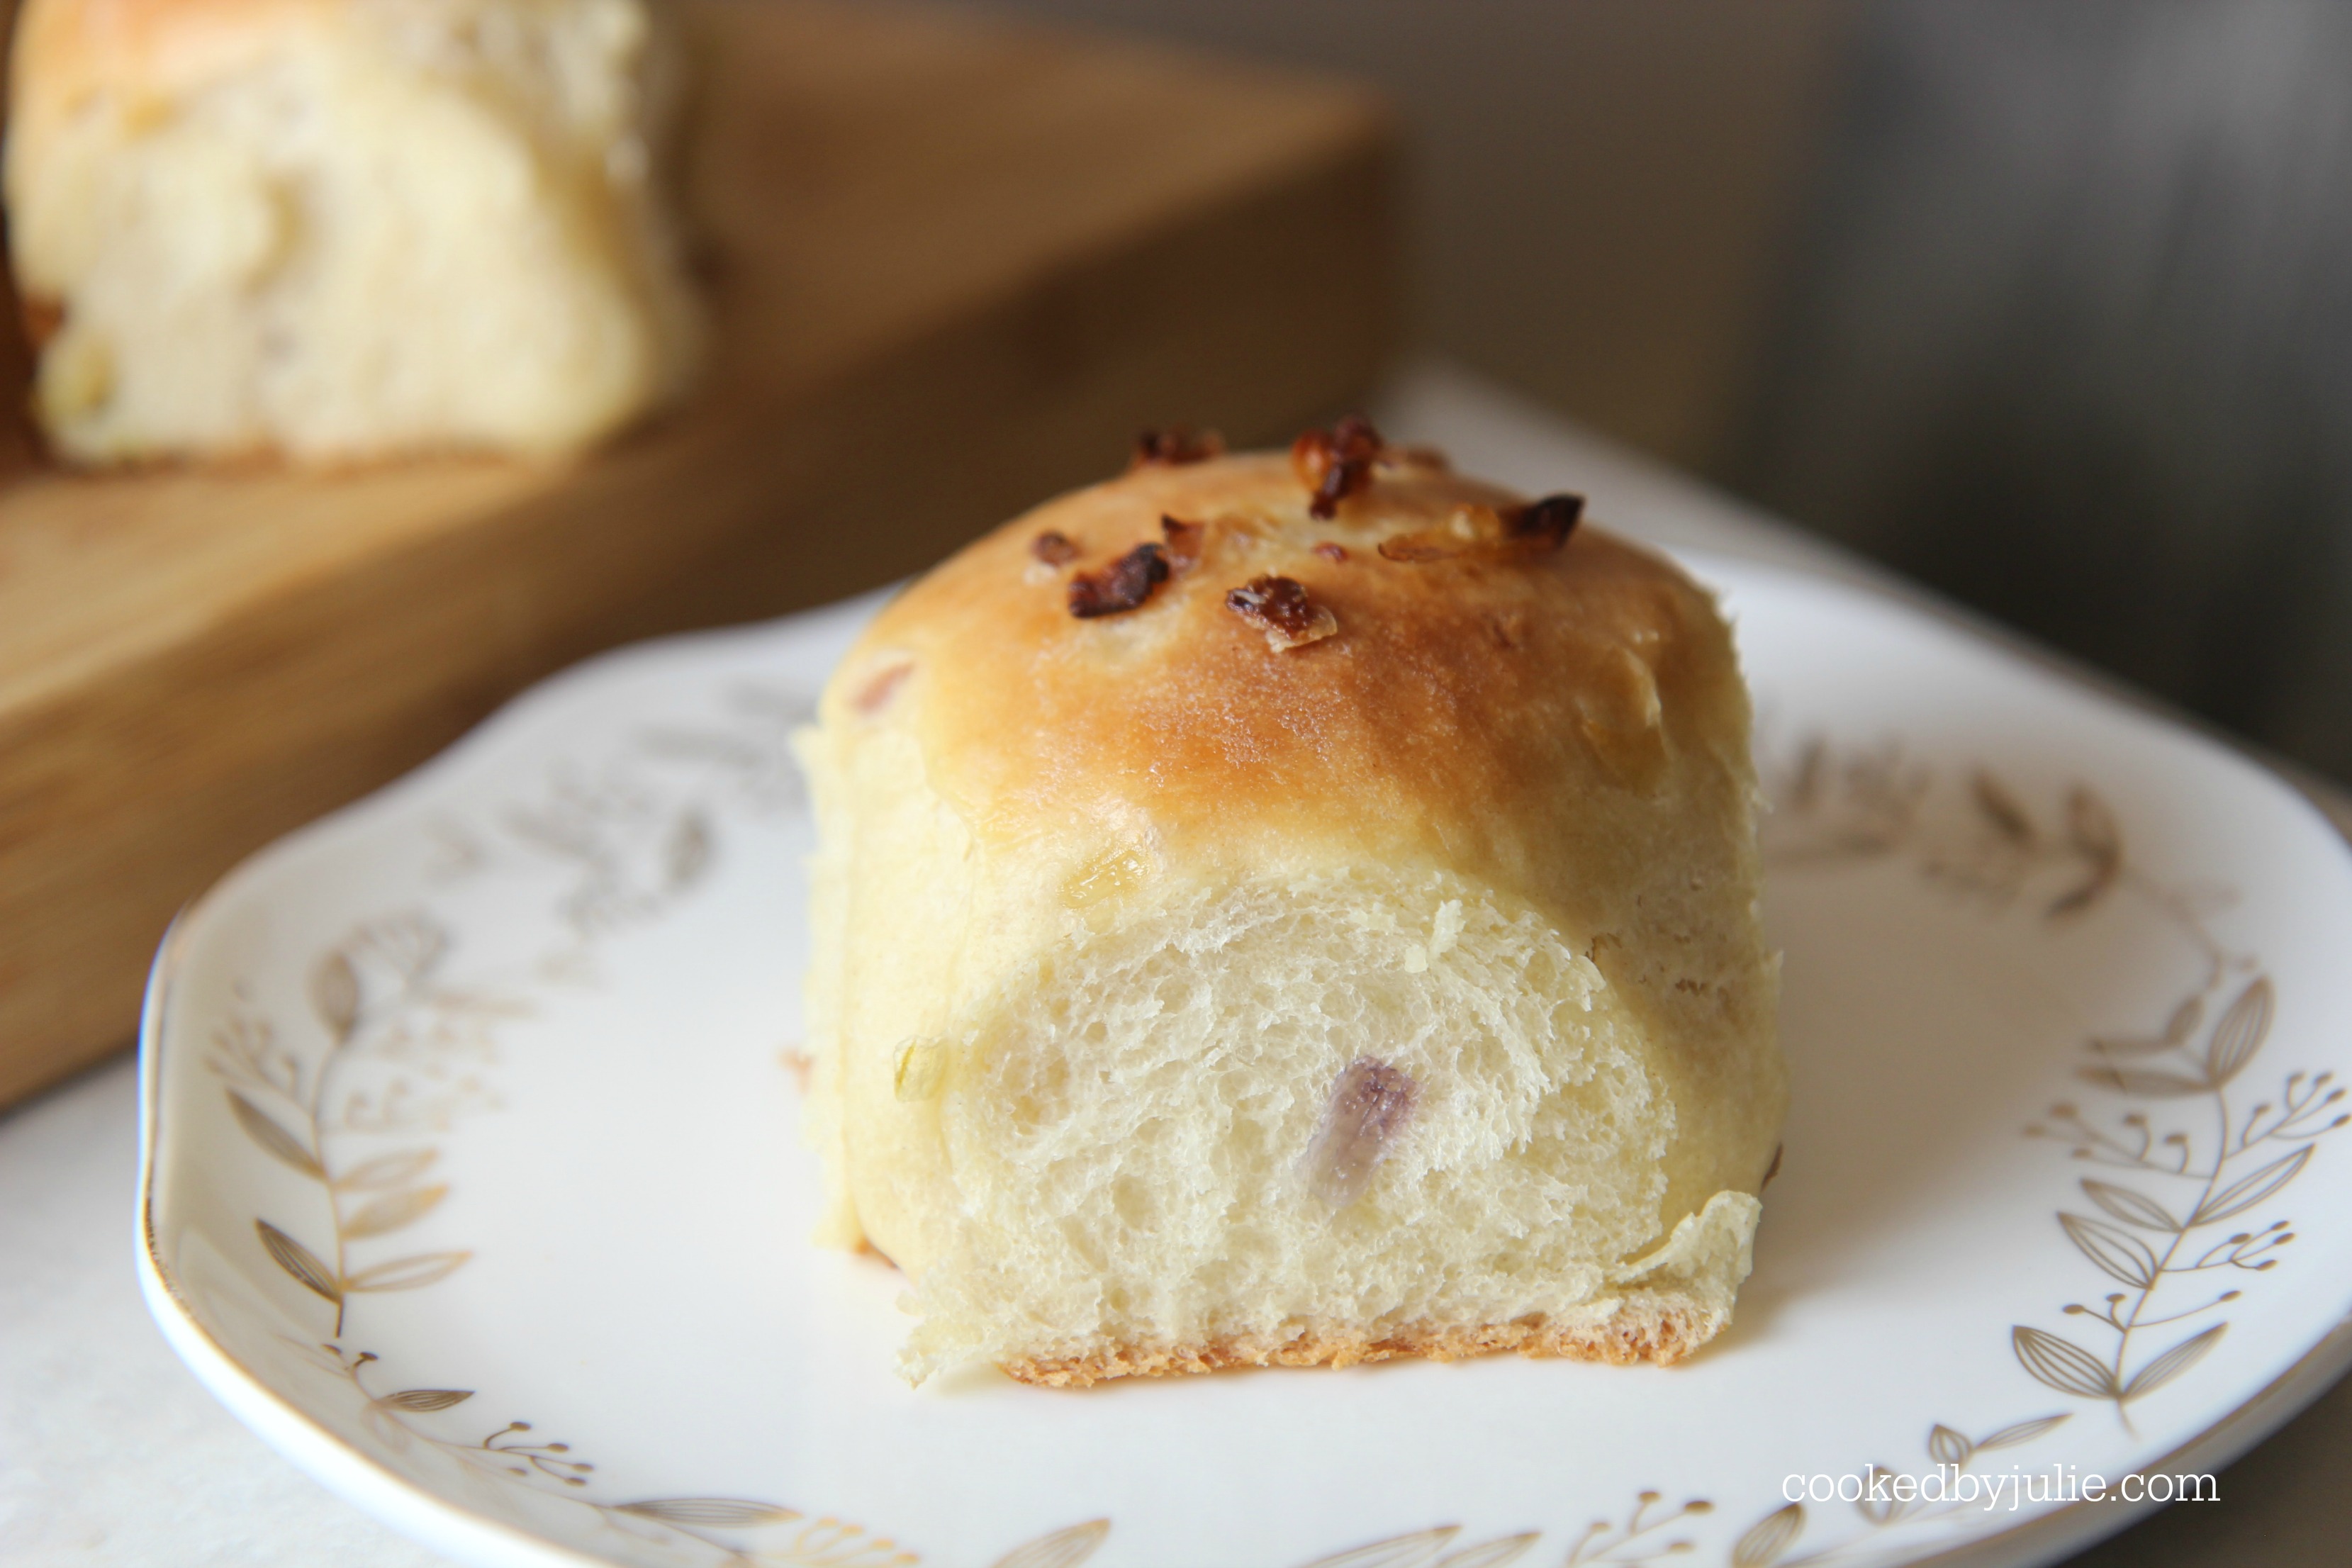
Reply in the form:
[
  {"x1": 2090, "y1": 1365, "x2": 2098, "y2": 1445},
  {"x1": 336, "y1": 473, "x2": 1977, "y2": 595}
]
[
  {"x1": 1068, "y1": 542, "x2": 1170, "y2": 617},
  {"x1": 1290, "y1": 414, "x2": 1384, "y2": 519},
  {"x1": 1376, "y1": 504, "x2": 1497, "y2": 562},
  {"x1": 894, "y1": 1038, "x2": 947, "y2": 1102},
  {"x1": 1306, "y1": 1056, "x2": 1418, "y2": 1208},
  {"x1": 1130, "y1": 425, "x2": 1225, "y2": 468},
  {"x1": 1224, "y1": 574, "x2": 1338, "y2": 651},
  {"x1": 1377, "y1": 492, "x2": 1586, "y2": 564},
  {"x1": 1160, "y1": 515, "x2": 1206, "y2": 571},
  {"x1": 1377, "y1": 532, "x2": 1467, "y2": 564},
  {"x1": 1508, "y1": 493, "x2": 1584, "y2": 549},
  {"x1": 852, "y1": 660, "x2": 914, "y2": 715},
  {"x1": 1313, "y1": 541, "x2": 1348, "y2": 562},
  {"x1": 1031, "y1": 529, "x2": 1080, "y2": 566}
]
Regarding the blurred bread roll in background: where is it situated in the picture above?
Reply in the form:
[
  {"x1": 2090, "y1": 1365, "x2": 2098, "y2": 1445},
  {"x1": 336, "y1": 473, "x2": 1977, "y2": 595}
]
[{"x1": 4, "y1": 0, "x2": 701, "y2": 465}]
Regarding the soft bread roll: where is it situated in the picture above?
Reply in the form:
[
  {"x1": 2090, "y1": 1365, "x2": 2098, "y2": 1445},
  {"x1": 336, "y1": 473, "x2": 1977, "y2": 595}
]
[
  {"x1": 797, "y1": 426, "x2": 1786, "y2": 1387},
  {"x1": 5, "y1": 0, "x2": 700, "y2": 464}
]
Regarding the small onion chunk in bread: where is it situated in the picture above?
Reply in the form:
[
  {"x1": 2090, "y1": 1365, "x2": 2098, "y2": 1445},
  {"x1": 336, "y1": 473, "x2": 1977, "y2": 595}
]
[{"x1": 795, "y1": 423, "x2": 1786, "y2": 1387}]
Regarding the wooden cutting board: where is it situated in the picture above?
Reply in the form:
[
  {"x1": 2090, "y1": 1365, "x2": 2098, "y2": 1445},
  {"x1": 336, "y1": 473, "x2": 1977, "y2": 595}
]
[{"x1": 0, "y1": 0, "x2": 1394, "y2": 1107}]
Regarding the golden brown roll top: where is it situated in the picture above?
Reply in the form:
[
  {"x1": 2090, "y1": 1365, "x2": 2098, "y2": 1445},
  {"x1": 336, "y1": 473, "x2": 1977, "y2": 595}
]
[{"x1": 840, "y1": 446, "x2": 1750, "y2": 905}]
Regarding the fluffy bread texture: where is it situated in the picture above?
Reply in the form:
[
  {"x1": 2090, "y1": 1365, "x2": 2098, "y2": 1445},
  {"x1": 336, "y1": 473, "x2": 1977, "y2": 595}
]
[
  {"x1": 5, "y1": 0, "x2": 700, "y2": 464},
  {"x1": 796, "y1": 445, "x2": 1785, "y2": 1387}
]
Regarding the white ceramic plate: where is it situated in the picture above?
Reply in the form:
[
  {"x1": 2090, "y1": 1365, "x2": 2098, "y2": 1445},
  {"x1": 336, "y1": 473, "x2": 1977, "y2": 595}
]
[{"x1": 140, "y1": 553, "x2": 2352, "y2": 1568}]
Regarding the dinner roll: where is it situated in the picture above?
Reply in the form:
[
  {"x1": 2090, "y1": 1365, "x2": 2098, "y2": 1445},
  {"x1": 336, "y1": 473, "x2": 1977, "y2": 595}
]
[
  {"x1": 796, "y1": 422, "x2": 1785, "y2": 1387},
  {"x1": 5, "y1": 0, "x2": 700, "y2": 464}
]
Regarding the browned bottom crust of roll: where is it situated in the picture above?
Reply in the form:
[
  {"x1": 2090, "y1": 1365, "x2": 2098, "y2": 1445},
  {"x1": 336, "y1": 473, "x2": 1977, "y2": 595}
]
[{"x1": 999, "y1": 1295, "x2": 1725, "y2": 1388}]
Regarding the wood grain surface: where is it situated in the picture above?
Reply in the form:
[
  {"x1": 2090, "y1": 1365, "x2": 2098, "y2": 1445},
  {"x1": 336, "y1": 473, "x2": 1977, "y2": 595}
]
[{"x1": 0, "y1": 0, "x2": 1396, "y2": 1106}]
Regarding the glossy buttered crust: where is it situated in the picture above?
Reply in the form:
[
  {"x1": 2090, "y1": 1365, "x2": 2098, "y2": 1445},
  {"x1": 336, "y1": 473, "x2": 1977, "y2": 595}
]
[
  {"x1": 861, "y1": 454, "x2": 1734, "y2": 861},
  {"x1": 829, "y1": 451, "x2": 1783, "y2": 1240}
]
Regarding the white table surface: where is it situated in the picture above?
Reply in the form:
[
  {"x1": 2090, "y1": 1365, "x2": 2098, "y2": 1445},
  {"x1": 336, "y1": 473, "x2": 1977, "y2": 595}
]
[{"x1": 6, "y1": 364, "x2": 2350, "y2": 1567}]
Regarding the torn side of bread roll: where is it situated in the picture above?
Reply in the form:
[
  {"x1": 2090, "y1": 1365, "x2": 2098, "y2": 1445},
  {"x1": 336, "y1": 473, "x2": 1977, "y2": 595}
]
[
  {"x1": 5, "y1": 0, "x2": 700, "y2": 464},
  {"x1": 796, "y1": 422, "x2": 1786, "y2": 1387}
]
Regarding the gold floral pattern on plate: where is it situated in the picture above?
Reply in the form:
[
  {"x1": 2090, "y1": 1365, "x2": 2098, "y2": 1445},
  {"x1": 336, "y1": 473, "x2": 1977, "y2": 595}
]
[
  {"x1": 1722, "y1": 737, "x2": 2347, "y2": 1564},
  {"x1": 141, "y1": 566, "x2": 2352, "y2": 1568},
  {"x1": 180, "y1": 678, "x2": 1121, "y2": 1567},
  {"x1": 191, "y1": 689, "x2": 900, "y2": 1563}
]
